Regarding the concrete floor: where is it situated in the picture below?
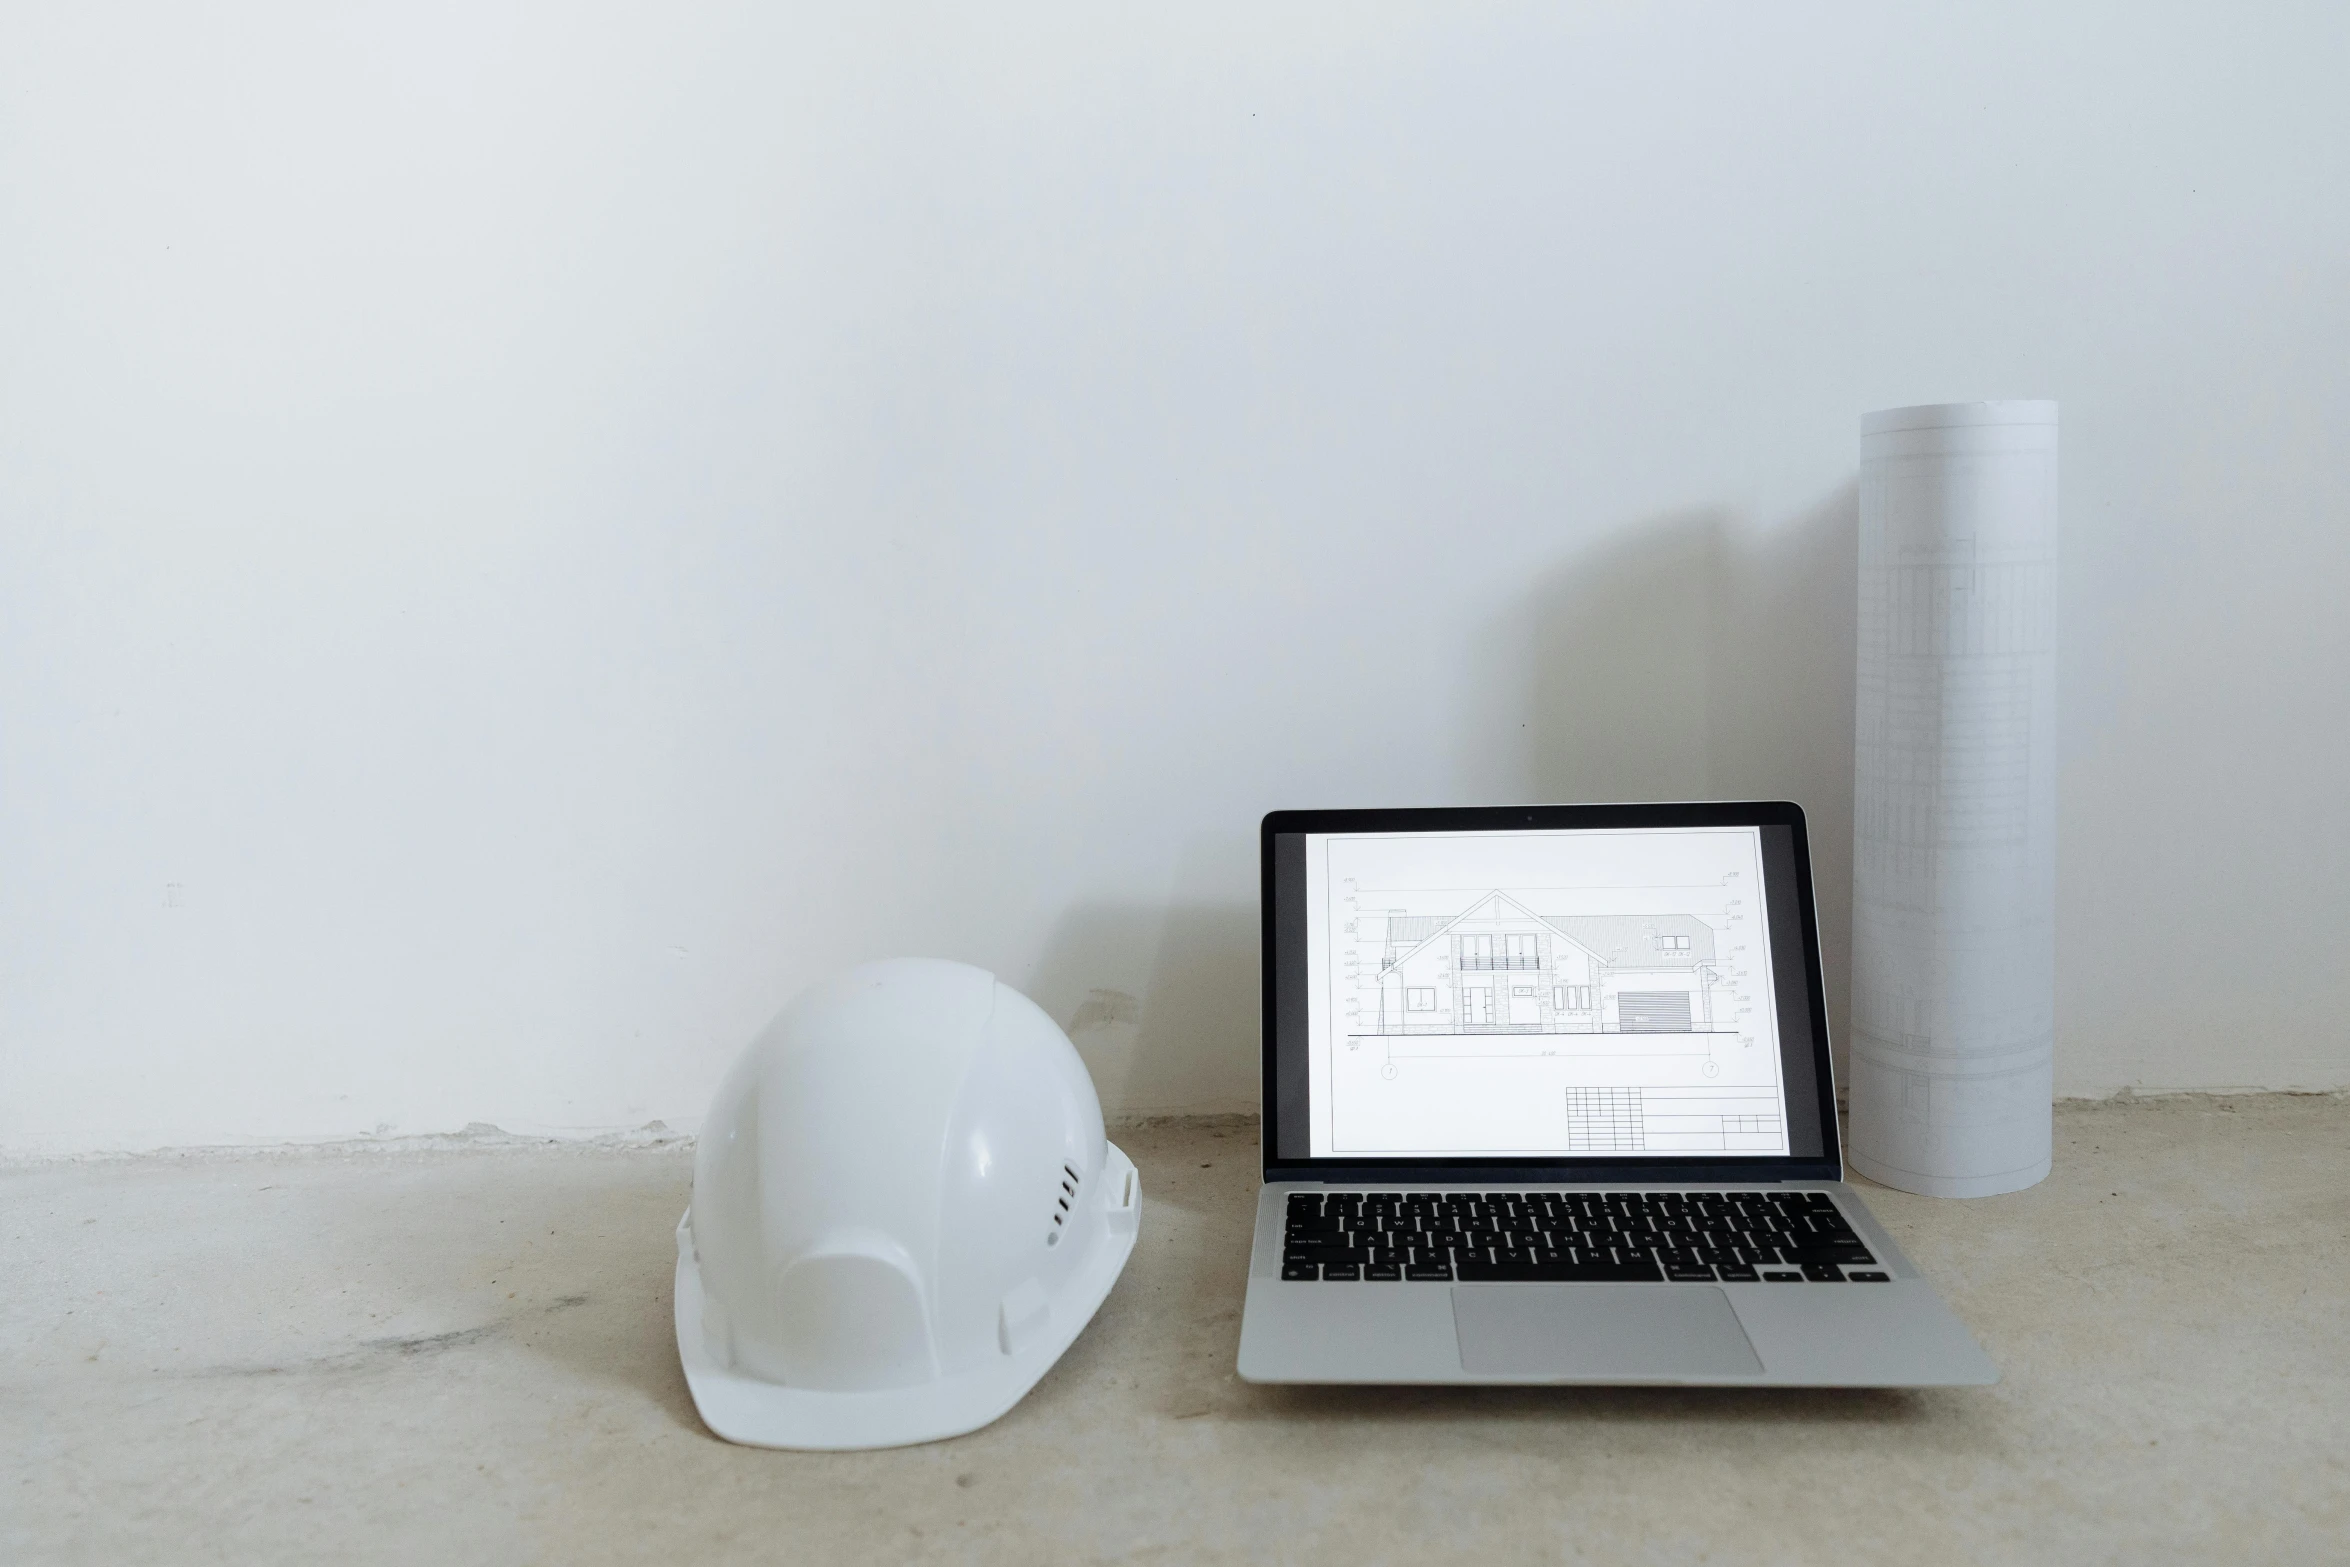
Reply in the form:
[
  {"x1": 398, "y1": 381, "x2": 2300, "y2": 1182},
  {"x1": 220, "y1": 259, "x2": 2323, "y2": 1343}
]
[{"x1": 6, "y1": 1097, "x2": 2347, "y2": 1565}]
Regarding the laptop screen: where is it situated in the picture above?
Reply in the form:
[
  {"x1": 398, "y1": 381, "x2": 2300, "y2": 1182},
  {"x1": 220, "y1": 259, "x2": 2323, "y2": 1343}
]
[{"x1": 1265, "y1": 806, "x2": 1834, "y2": 1173}]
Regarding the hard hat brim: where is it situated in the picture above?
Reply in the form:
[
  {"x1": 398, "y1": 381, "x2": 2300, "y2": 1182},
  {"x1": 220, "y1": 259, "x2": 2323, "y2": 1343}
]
[{"x1": 673, "y1": 1142, "x2": 1140, "y2": 1450}]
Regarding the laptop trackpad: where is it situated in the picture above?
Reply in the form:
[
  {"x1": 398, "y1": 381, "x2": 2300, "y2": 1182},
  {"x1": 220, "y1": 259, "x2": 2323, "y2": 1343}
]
[{"x1": 1452, "y1": 1285, "x2": 1763, "y2": 1378}]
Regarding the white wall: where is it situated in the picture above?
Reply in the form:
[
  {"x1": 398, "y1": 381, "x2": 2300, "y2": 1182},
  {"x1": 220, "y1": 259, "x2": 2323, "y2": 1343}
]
[{"x1": 5, "y1": 3, "x2": 2347, "y2": 1153}]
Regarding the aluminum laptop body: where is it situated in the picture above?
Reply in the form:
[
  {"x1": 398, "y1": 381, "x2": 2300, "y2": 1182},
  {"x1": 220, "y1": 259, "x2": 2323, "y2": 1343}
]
[{"x1": 1237, "y1": 803, "x2": 1996, "y2": 1387}]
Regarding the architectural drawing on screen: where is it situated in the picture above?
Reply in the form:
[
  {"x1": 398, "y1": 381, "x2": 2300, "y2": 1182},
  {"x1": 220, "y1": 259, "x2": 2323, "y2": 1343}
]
[
  {"x1": 1311, "y1": 828, "x2": 1787, "y2": 1157},
  {"x1": 1353, "y1": 891, "x2": 1729, "y2": 1039}
]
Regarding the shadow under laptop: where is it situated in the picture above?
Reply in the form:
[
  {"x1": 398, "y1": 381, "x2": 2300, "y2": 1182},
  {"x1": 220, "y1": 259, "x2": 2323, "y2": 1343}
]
[{"x1": 1224, "y1": 1379, "x2": 1945, "y2": 1429}]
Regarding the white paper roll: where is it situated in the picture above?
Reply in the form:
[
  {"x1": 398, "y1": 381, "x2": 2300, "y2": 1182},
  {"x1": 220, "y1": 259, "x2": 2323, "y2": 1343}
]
[{"x1": 1847, "y1": 401, "x2": 2057, "y2": 1198}]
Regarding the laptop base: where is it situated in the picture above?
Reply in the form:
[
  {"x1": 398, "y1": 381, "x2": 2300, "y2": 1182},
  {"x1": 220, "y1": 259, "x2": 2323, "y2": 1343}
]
[{"x1": 1237, "y1": 1181, "x2": 1996, "y2": 1387}]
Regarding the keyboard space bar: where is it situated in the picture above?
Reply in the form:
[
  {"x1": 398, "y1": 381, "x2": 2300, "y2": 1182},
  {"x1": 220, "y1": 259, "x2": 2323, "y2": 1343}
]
[{"x1": 1454, "y1": 1258, "x2": 1665, "y2": 1283}]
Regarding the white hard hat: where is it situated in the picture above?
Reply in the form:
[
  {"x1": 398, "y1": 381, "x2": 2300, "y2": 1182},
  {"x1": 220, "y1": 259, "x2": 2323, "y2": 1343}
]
[{"x1": 674, "y1": 957, "x2": 1140, "y2": 1449}]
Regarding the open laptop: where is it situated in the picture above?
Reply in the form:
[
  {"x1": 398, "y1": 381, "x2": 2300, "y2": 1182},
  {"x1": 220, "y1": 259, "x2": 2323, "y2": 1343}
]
[{"x1": 1237, "y1": 802, "x2": 1997, "y2": 1386}]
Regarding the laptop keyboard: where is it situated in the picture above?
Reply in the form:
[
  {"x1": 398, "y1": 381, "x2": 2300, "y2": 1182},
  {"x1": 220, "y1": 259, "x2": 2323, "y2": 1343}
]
[{"x1": 1281, "y1": 1189, "x2": 1886, "y2": 1283}]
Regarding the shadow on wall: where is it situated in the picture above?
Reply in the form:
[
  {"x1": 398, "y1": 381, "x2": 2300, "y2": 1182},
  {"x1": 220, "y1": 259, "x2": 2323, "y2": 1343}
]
[
  {"x1": 1023, "y1": 901, "x2": 1260, "y2": 1119},
  {"x1": 1466, "y1": 483, "x2": 1860, "y2": 1073},
  {"x1": 1019, "y1": 485, "x2": 1857, "y2": 1118}
]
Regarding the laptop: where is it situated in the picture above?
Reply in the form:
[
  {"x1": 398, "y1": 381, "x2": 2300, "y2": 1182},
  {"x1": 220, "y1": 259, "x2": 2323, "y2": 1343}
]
[{"x1": 1237, "y1": 802, "x2": 1997, "y2": 1386}]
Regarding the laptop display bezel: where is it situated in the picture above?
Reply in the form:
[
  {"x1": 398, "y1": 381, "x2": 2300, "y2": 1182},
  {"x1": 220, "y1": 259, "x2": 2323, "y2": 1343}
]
[{"x1": 1260, "y1": 802, "x2": 1843, "y2": 1184}]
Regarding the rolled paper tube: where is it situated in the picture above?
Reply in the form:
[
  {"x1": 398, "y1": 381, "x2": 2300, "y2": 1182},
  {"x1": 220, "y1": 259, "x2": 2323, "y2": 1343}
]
[{"x1": 1847, "y1": 401, "x2": 2057, "y2": 1197}]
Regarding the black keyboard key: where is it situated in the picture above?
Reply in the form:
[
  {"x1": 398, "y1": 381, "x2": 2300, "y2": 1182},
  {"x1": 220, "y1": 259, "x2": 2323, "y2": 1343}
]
[
  {"x1": 1762, "y1": 1270, "x2": 1803, "y2": 1282},
  {"x1": 1455, "y1": 1256, "x2": 1665, "y2": 1283},
  {"x1": 1281, "y1": 1262, "x2": 1318, "y2": 1281},
  {"x1": 1716, "y1": 1264, "x2": 1760, "y2": 1282},
  {"x1": 1786, "y1": 1245, "x2": 1875, "y2": 1265},
  {"x1": 1404, "y1": 1258, "x2": 1454, "y2": 1281},
  {"x1": 1800, "y1": 1262, "x2": 1845, "y2": 1281},
  {"x1": 1847, "y1": 1271, "x2": 1890, "y2": 1282},
  {"x1": 1283, "y1": 1246, "x2": 1364, "y2": 1266},
  {"x1": 1364, "y1": 1262, "x2": 1403, "y2": 1280},
  {"x1": 1322, "y1": 1262, "x2": 1362, "y2": 1281},
  {"x1": 1664, "y1": 1262, "x2": 1718, "y2": 1282}
]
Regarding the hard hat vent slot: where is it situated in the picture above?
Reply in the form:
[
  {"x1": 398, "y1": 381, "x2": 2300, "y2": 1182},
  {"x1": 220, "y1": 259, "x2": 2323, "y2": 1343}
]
[{"x1": 1049, "y1": 1163, "x2": 1082, "y2": 1242}]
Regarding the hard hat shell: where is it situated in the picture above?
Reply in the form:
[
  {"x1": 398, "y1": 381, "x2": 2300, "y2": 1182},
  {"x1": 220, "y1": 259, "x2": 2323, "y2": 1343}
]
[{"x1": 674, "y1": 958, "x2": 1139, "y2": 1449}]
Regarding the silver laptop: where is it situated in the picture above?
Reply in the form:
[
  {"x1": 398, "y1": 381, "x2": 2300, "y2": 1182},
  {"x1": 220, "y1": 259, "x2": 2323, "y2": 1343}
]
[{"x1": 1237, "y1": 803, "x2": 1997, "y2": 1387}]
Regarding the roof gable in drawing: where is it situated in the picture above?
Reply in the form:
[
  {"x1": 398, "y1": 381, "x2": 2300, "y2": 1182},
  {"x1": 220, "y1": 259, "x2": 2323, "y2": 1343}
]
[
  {"x1": 1382, "y1": 895, "x2": 1717, "y2": 971},
  {"x1": 1386, "y1": 891, "x2": 1570, "y2": 968},
  {"x1": 1382, "y1": 914, "x2": 1452, "y2": 948},
  {"x1": 1540, "y1": 913, "x2": 1715, "y2": 968},
  {"x1": 1381, "y1": 891, "x2": 1544, "y2": 968}
]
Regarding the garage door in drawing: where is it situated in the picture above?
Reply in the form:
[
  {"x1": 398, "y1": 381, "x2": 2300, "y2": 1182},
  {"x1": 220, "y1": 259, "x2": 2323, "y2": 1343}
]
[{"x1": 1617, "y1": 991, "x2": 1693, "y2": 1033}]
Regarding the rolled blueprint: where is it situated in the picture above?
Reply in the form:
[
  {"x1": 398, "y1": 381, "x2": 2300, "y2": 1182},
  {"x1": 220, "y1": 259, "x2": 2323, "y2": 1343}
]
[{"x1": 1847, "y1": 402, "x2": 2057, "y2": 1197}]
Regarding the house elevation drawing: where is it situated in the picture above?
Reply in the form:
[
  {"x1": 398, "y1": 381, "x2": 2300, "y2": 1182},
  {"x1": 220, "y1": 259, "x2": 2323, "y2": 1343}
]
[
  {"x1": 1355, "y1": 891, "x2": 1730, "y2": 1039},
  {"x1": 1305, "y1": 827, "x2": 1791, "y2": 1158}
]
